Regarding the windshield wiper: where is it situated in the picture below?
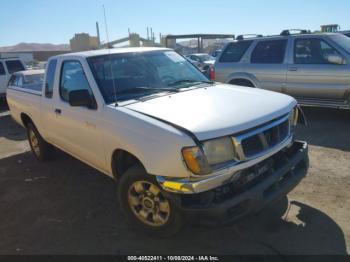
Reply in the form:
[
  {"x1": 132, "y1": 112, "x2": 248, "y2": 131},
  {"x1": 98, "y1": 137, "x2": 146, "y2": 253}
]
[
  {"x1": 112, "y1": 86, "x2": 180, "y2": 106},
  {"x1": 167, "y1": 79, "x2": 214, "y2": 87},
  {"x1": 116, "y1": 86, "x2": 180, "y2": 95}
]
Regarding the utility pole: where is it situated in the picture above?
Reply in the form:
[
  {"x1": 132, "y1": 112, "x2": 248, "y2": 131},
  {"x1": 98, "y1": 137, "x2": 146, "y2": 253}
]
[{"x1": 96, "y1": 22, "x2": 101, "y2": 48}]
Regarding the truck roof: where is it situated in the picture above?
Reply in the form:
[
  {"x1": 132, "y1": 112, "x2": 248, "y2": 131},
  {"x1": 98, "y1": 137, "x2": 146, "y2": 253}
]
[{"x1": 53, "y1": 47, "x2": 171, "y2": 59}]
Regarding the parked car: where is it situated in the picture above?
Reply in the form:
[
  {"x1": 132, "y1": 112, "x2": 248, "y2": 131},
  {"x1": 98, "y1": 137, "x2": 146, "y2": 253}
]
[
  {"x1": 7, "y1": 47, "x2": 308, "y2": 236},
  {"x1": 8, "y1": 70, "x2": 45, "y2": 92},
  {"x1": 0, "y1": 58, "x2": 26, "y2": 99},
  {"x1": 214, "y1": 30, "x2": 350, "y2": 109},
  {"x1": 185, "y1": 53, "x2": 215, "y2": 71}
]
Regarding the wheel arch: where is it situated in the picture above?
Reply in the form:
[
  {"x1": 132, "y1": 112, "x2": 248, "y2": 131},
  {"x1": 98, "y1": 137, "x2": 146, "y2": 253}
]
[
  {"x1": 226, "y1": 72, "x2": 259, "y2": 88},
  {"x1": 111, "y1": 149, "x2": 147, "y2": 180},
  {"x1": 20, "y1": 113, "x2": 34, "y2": 128}
]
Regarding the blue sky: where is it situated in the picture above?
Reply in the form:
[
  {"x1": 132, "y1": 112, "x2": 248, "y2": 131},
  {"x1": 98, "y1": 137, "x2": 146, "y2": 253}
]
[{"x1": 0, "y1": 0, "x2": 349, "y2": 46}]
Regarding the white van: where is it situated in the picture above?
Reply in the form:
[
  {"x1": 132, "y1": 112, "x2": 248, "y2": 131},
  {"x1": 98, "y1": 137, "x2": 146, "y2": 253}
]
[{"x1": 0, "y1": 58, "x2": 26, "y2": 98}]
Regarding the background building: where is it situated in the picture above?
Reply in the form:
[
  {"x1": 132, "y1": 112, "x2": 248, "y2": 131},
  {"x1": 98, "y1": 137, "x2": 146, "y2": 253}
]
[
  {"x1": 321, "y1": 24, "x2": 340, "y2": 32},
  {"x1": 70, "y1": 33, "x2": 99, "y2": 52}
]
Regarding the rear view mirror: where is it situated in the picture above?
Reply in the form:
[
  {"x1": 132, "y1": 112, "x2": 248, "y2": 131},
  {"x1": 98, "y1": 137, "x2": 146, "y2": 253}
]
[
  {"x1": 327, "y1": 55, "x2": 346, "y2": 65},
  {"x1": 68, "y1": 89, "x2": 95, "y2": 109}
]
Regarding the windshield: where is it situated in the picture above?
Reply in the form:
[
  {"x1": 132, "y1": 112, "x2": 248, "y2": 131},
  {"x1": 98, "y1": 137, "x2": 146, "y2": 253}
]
[
  {"x1": 330, "y1": 34, "x2": 350, "y2": 53},
  {"x1": 197, "y1": 54, "x2": 215, "y2": 62},
  {"x1": 87, "y1": 50, "x2": 209, "y2": 103}
]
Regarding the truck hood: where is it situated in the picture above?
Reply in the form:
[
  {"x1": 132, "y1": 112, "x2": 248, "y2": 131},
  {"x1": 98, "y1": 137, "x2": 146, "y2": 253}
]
[{"x1": 125, "y1": 84, "x2": 297, "y2": 141}]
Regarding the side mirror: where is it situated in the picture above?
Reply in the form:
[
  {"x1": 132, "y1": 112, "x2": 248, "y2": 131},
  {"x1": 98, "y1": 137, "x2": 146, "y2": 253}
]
[
  {"x1": 327, "y1": 54, "x2": 346, "y2": 65},
  {"x1": 68, "y1": 89, "x2": 94, "y2": 108}
]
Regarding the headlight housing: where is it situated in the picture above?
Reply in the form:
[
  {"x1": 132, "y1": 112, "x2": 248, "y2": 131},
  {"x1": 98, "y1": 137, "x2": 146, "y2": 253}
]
[
  {"x1": 182, "y1": 137, "x2": 236, "y2": 176},
  {"x1": 182, "y1": 146, "x2": 211, "y2": 176},
  {"x1": 289, "y1": 107, "x2": 299, "y2": 129},
  {"x1": 202, "y1": 137, "x2": 236, "y2": 166}
]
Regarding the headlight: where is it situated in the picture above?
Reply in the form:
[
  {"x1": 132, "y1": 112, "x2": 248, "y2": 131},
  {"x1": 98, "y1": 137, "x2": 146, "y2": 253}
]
[
  {"x1": 202, "y1": 137, "x2": 236, "y2": 166},
  {"x1": 182, "y1": 137, "x2": 236, "y2": 176},
  {"x1": 289, "y1": 107, "x2": 299, "y2": 127}
]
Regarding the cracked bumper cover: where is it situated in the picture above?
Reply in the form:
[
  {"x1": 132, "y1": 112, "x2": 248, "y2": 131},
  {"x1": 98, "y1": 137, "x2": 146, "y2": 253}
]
[{"x1": 158, "y1": 141, "x2": 308, "y2": 224}]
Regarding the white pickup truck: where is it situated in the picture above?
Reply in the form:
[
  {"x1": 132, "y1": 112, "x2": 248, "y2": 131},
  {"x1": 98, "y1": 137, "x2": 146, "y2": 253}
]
[{"x1": 7, "y1": 47, "x2": 309, "y2": 236}]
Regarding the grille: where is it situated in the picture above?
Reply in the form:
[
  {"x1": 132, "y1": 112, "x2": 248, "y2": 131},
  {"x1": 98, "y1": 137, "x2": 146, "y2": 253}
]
[{"x1": 232, "y1": 116, "x2": 290, "y2": 161}]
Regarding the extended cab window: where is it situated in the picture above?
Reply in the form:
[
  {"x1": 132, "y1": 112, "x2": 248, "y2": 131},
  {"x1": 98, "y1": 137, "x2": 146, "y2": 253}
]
[
  {"x1": 59, "y1": 61, "x2": 93, "y2": 103},
  {"x1": 294, "y1": 38, "x2": 342, "y2": 64},
  {"x1": 0, "y1": 62, "x2": 5, "y2": 75},
  {"x1": 251, "y1": 40, "x2": 287, "y2": 64},
  {"x1": 5, "y1": 60, "x2": 25, "y2": 74},
  {"x1": 17, "y1": 76, "x2": 24, "y2": 87},
  {"x1": 219, "y1": 41, "x2": 253, "y2": 62},
  {"x1": 45, "y1": 59, "x2": 57, "y2": 98},
  {"x1": 8, "y1": 75, "x2": 17, "y2": 86}
]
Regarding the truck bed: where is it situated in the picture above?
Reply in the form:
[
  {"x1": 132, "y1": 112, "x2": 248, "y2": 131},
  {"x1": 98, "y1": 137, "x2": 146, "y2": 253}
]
[
  {"x1": 7, "y1": 85, "x2": 42, "y2": 97},
  {"x1": 6, "y1": 86, "x2": 42, "y2": 131}
]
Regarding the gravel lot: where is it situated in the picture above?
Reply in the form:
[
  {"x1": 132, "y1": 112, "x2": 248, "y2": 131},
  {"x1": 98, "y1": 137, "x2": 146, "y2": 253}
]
[{"x1": 0, "y1": 100, "x2": 349, "y2": 257}]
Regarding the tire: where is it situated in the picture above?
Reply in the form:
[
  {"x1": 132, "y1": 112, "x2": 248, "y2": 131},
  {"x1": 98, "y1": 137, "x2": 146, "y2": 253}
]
[
  {"x1": 27, "y1": 122, "x2": 52, "y2": 162},
  {"x1": 0, "y1": 96, "x2": 7, "y2": 107},
  {"x1": 117, "y1": 165, "x2": 184, "y2": 237}
]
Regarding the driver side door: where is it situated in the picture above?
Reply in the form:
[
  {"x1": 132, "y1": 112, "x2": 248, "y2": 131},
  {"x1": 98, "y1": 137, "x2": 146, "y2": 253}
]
[{"x1": 51, "y1": 59, "x2": 106, "y2": 171}]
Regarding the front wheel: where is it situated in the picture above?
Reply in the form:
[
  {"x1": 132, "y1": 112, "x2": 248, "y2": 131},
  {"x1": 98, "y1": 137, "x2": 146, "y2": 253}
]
[
  {"x1": 27, "y1": 123, "x2": 52, "y2": 162},
  {"x1": 117, "y1": 165, "x2": 184, "y2": 236}
]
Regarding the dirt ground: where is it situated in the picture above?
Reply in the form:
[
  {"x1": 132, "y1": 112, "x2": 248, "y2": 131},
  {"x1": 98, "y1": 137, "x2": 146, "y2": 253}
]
[{"x1": 0, "y1": 100, "x2": 349, "y2": 257}]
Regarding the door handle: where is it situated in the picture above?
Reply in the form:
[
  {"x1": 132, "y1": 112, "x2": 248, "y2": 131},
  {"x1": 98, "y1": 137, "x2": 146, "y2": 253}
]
[
  {"x1": 55, "y1": 109, "x2": 62, "y2": 115},
  {"x1": 289, "y1": 67, "x2": 298, "y2": 72}
]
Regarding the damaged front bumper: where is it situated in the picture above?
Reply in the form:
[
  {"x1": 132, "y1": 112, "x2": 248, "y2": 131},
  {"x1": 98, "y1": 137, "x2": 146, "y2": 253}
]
[{"x1": 158, "y1": 141, "x2": 308, "y2": 224}]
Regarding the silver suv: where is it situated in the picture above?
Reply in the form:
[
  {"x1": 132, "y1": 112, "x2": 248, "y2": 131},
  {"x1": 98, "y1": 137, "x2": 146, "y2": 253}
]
[{"x1": 214, "y1": 30, "x2": 350, "y2": 109}]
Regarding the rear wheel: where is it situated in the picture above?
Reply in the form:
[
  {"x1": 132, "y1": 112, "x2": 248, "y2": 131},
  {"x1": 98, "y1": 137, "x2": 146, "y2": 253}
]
[
  {"x1": 27, "y1": 123, "x2": 52, "y2": 161},
  {"x1": 117, "y1": 165, "x2": 184, "y2": 236}
]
